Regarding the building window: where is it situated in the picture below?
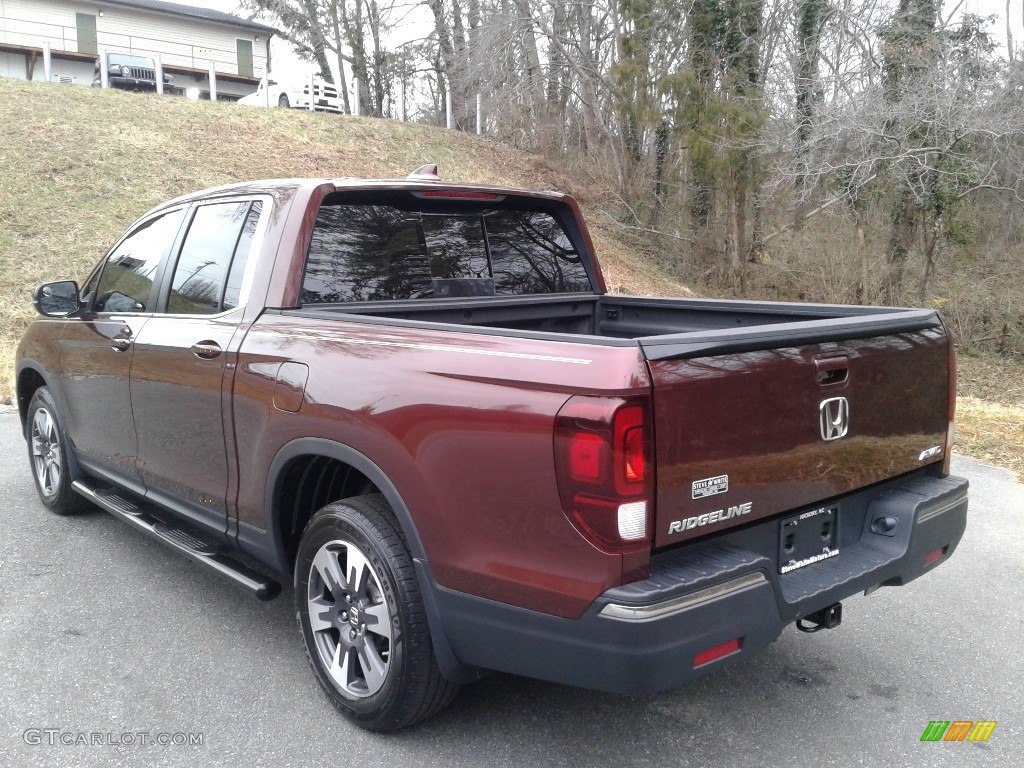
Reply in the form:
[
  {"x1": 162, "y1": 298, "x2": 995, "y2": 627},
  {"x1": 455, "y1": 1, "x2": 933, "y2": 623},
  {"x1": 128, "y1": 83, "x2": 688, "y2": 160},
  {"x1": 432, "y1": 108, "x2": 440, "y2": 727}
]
[{"x1": 236, "y1": 39, "x2": 254, "y2": 78}]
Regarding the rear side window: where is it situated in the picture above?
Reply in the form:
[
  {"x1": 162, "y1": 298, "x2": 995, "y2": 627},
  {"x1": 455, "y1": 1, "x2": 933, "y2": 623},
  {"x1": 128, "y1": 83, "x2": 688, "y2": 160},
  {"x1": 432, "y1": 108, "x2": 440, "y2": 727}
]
[
  {"x1": 223, "y1": 201, "x2": 262, "y2": 310},
  {"x1": 94, "y1": 208, "x2": 186, "y2": 313},
  {"x1": 302, "y1": 203, "x2": 591, "y2": 303},
  {"x1": 167, "y1": 201, "x2": 260, "y2": 314},
  {"x1": 485, "y1": 210, "x2": 587, "y2": 295}
]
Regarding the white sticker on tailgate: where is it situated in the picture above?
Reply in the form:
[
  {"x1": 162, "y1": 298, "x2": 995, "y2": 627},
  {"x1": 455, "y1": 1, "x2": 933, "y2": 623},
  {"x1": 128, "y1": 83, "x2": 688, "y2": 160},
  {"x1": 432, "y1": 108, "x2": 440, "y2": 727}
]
[{"x1": 692, "y1": 474, "x2": 729, "y2": 499}]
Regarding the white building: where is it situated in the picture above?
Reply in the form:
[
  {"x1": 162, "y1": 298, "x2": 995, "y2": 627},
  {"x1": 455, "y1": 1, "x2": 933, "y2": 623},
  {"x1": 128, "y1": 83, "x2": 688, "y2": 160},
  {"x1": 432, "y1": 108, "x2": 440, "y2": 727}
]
[{"x1": 0, "y1": 0, "x2": 278, "y2": 100}]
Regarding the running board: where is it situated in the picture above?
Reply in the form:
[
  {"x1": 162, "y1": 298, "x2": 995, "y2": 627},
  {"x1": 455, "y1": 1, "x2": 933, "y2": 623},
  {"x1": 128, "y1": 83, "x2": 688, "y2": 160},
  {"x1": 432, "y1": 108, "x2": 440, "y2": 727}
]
[{"x1": 72, "y1": 480, "x2": 281, "y2": 601}]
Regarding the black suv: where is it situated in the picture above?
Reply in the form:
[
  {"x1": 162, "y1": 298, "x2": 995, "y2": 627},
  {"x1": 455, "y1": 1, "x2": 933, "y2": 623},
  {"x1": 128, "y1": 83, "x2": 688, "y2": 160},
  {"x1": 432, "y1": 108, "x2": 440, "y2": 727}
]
[{"x1": 93, "y1": 52, "x2": 174, "y2": 92}]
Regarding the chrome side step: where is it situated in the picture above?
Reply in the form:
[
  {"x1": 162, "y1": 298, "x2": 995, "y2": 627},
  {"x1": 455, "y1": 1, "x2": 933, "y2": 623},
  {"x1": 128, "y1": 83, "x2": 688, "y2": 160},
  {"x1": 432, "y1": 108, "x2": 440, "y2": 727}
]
[{"x1": 73, "y1": 480, "x2": 281, "y2": 601}]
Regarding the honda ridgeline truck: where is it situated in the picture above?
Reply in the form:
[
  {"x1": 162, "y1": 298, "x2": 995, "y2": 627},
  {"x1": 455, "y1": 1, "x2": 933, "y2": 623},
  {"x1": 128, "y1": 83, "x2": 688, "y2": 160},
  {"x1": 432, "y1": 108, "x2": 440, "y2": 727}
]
[{"x1": 17, "y1": 167, "x2": 968, "y2": 730}]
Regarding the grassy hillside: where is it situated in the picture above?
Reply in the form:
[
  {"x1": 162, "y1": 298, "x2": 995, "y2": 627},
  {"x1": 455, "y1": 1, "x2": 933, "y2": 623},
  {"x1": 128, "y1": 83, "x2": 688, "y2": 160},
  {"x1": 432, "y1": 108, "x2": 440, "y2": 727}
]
[
  {"x1": 0, "y1": 78, "x2": 1019, "y2": 477},
  {"x1": 0, "y1": 78, "x2": 687, "y2": 402}
]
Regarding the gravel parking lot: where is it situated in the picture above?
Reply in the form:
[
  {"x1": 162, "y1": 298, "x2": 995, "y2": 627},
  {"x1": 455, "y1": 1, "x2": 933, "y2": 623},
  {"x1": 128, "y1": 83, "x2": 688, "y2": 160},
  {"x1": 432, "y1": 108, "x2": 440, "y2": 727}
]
[{"x1": 0, "y1": 413, "x2": 1020, "y2": 767}]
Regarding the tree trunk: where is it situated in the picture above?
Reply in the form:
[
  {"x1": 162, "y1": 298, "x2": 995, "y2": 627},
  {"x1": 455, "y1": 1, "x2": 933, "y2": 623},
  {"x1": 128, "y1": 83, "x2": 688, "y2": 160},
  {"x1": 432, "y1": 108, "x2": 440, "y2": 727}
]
[
  {"x1": 686, "y1": 0, "x2": 719, "y2": 229},
  {"x1": 330, "y1": 1, "x2": 351, "y2": 114},
  {"x1": 368, "y1": 0, "x2": 386, "y2": 116},
  {"x1": 340, "y1": 0, "x2": 371, "y2": 115},
  {"x1": 886, "y1": 192, "x2": 917, "y2": 302},
  {"x1": 794, "y1": 0, "x2": 827, "y2": 221},
  {"x1": 857, "y1": 207, "x2": 868, "y2": 303},
  {"x1": 427, "y1": 0, "x2": 457, "y2": 126},
  {"x1": 513, "y1": 0, "x2": 549, "y2": 151},
  {"x1": 577, "y1": 1, "x2": 603, "y2": 151},
  {"x1": 917, "y1": 211, "x2": 940, "y2": 305}
]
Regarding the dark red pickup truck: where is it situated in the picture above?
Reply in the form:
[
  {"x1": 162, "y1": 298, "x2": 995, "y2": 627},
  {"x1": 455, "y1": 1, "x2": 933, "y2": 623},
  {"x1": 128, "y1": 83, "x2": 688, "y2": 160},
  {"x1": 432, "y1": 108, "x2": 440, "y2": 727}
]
[{"x1": 17, "y1": 168, "x2": 968, "y2": 730}]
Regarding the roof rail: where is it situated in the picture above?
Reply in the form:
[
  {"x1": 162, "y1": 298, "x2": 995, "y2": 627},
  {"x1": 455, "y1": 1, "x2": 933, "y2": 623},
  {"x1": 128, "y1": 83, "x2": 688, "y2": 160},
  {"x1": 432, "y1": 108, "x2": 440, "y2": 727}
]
[{"x1": 406, "y1": 164, "x2": 440, "y2": 181}]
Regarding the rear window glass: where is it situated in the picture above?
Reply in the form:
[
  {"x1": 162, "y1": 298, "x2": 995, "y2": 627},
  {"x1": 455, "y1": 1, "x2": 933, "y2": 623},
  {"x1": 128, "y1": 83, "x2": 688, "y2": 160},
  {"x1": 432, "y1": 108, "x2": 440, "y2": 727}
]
[{"x1": 302, "y1": 204, "x2": 591, "y2": 303}]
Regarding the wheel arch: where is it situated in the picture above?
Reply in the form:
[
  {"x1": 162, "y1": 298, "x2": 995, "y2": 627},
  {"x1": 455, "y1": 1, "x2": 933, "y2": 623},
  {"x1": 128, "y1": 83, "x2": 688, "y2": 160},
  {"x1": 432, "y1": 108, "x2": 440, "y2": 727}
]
[
  {"x1": 262, "y1": 436, "x2": 480, "y2": 685},
  {"x1": 15, "y1": 361, "x2": 50, "y2": 432},
  {"x1": 265, "y1": 438, "x2": 430, "y2": 570},
  {"x1": 15, "y1": 359, "x2": 87, "y2": 484}
]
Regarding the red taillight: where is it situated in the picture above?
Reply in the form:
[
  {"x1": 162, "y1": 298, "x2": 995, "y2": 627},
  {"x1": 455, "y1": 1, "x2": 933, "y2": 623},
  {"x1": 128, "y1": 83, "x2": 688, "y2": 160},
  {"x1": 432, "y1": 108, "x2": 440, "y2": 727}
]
[
  {"x1": 569, "y1": 432, "x2": 604, "y2": 482},
  {"x1": 624, "y1": 428, "x2": 645, "y2": 481},
  {"x1": 554, "y1": 396, "x2": 653, "y2": 554},
  {"x1": 693, "y1": 638, "x2": 742, "y2": 668},
  {"x1": 613, "y1": 405, "x2": 646, "y2": 491}
]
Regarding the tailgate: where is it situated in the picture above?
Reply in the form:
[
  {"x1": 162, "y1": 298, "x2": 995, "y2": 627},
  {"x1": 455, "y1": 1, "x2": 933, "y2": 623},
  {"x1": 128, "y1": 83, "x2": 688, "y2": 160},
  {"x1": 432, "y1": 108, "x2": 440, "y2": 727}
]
[{"x1": 645, "y1": 326, "x2": 951, "y2": 548}]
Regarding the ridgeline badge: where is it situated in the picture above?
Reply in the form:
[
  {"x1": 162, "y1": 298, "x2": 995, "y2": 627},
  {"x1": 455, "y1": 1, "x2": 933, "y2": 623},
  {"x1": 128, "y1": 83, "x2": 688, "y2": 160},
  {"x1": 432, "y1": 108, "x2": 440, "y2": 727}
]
[{"x1": 668, "y1": 502, "x2": 752, "y2": 534}]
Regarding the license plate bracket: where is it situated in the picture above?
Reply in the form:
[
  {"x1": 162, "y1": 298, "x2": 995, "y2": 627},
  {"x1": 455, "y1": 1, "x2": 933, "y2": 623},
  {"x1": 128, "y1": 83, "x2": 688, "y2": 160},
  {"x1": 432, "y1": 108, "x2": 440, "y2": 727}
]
[{"x1": 779, "y1": 505, "x2": 839, "y2": 574}]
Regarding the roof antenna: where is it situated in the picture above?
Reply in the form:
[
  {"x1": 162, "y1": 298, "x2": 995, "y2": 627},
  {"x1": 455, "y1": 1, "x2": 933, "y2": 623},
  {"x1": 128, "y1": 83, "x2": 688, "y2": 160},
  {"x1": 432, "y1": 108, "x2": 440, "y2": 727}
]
[{"x1": 407, "y1": 164, "x2": 440, "y2": 181}]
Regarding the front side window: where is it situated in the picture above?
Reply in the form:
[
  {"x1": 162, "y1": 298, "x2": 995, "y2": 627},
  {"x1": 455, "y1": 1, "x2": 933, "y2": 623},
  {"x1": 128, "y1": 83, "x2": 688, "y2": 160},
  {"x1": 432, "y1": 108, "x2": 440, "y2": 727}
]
[
  {"x1": 94, "y1": 208, "x2": 186, "y2": 313},
  {"x1": 168, "y1": 201, "x2": 259, "y2": 314},
  {"x1": 302, "y1": 203, "x2": 591, "y2": 303}
]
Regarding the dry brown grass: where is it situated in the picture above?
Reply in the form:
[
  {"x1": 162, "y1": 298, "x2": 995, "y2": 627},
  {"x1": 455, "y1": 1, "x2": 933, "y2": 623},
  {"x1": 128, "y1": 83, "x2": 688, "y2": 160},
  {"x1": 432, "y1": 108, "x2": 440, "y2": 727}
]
[
  {"x1": 955, "y1": 354, "x2": 1024, "y2": 477},
  {"x1": 0, "y1": 78, "x2": 685, "y2": 401},
  {"x1": 954, "y1": 397, "x2": 1024, "y2": 478}
]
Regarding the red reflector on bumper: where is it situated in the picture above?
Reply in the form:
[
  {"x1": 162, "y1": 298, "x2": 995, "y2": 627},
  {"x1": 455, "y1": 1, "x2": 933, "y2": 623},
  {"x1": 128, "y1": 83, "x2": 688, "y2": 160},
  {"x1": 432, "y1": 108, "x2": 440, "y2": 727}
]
[
  {"x1": 924, "y1": 546, "x2": 947, "y2": 566},
  {"x1": 693, "y1": 638, "x2": 741, "y2": 668}
]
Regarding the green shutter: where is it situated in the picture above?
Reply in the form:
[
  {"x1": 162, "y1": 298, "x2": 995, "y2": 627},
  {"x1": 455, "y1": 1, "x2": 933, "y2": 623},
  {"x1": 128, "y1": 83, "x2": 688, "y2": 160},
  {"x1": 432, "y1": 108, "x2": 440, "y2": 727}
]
[
  {"x1": 236, "y1": 39, "x2": 254, "y2": 78},
  {"x1": 76, "y1": 13, "x2": 97, "y2": 55}
]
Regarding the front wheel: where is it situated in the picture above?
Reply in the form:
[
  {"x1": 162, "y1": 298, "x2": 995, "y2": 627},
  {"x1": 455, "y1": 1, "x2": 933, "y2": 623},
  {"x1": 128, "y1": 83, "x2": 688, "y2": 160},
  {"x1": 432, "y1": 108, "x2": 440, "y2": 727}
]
[
  {"x1": 278, "y1": 93, "x2": 290, "y2": 108},
  {"x1": 26, "y1": 387, "x2": 89, "y2": 515},
  {"x1": 295, "y1": 494, "x2": 458, "y2": 731}
]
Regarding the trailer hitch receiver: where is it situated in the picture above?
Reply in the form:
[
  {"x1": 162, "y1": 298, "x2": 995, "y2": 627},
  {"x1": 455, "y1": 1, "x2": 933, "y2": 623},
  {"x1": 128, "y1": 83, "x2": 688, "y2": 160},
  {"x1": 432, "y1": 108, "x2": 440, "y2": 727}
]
[{"x1": 796, "y1": 602, "x2": 842, "y2": 633}]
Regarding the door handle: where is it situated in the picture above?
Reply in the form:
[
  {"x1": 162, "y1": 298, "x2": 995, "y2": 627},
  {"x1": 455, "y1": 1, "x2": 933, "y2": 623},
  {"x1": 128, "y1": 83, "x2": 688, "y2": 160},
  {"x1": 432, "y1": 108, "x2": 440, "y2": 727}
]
[
  {"x1": 111, "y1": 327, "x2": 133, "y2": 352},
  {"x1": 191, "y1": 341, "x2": 222, "y2": 359}
]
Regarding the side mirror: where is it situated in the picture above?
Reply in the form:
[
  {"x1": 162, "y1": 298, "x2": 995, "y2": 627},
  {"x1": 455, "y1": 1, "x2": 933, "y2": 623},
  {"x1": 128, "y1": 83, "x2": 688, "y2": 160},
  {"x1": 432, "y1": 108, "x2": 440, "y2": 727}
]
[{"x1": 34, "y1": 280, "x2": 81, "y2": 317}]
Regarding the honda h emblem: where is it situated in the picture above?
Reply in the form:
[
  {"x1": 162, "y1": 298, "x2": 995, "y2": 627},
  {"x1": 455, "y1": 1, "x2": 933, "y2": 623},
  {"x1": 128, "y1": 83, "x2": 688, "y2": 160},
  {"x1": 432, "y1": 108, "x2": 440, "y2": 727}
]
[{"x1": 819, "y1": 397, "x2": 849, "y2": 441}]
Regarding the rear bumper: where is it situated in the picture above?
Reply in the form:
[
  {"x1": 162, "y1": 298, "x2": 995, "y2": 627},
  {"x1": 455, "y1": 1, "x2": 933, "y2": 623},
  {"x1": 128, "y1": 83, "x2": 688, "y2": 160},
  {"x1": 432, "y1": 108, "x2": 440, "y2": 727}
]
[{"x1": 435, "y1": 472, "x2": 968, "y2": 694}]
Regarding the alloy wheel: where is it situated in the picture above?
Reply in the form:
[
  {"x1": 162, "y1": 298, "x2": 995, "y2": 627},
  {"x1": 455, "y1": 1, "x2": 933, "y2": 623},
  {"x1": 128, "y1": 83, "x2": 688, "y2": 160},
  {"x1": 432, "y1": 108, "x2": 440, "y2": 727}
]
[
  {"x1": 307, "y1": 540, "x2": 393, "y2": 698},
  {"x1": 30, "y1": 407, "x2": 61, "y2": 496}
]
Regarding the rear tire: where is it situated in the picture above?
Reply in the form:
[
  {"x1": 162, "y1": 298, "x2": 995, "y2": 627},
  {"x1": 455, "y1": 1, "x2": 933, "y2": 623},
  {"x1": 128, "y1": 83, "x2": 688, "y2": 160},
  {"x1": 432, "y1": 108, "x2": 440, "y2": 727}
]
[
  {"x1": 295, "y1": 494, "x2": 458, "y2": 731},
  {"x1": 278, "y1": 93, "x2": 290, "y2": 108},
  {"x1": 26, "y1": 387, "x2": 89, "y2": 516}
]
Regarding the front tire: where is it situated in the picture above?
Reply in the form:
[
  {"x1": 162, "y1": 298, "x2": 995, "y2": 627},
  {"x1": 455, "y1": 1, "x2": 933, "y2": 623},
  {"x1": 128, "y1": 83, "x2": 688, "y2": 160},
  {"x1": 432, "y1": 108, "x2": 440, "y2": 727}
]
[
  {"x1": 295, "y1": 494, "x2": 458, "y2": 731},
  {"x1": 26, "y1": 387, "x2": 89, "y2": 515},
  {"x1": 278, "y1": 93, "x2": 290, "y2": 108}
]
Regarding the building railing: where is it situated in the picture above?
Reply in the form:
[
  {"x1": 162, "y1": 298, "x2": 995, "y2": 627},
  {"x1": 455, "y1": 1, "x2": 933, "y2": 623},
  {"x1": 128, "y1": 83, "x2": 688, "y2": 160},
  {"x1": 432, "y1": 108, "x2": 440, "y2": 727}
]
[{"x1": 25, "y1": 38, "x2": 487, "y2": 131}]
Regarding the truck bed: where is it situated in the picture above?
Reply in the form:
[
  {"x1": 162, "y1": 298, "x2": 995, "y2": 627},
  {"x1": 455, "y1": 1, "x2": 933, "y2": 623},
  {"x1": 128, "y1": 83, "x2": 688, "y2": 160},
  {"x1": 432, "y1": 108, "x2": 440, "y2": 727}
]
[{"x1": 289, "y1": 293, "x2": 941, "y2": 358}]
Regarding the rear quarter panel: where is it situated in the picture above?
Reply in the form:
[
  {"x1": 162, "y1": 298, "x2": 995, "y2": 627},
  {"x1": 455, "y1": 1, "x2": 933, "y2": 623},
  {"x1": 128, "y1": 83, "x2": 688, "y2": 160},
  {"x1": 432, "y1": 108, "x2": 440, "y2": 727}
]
[{"x1": 232, "y1": 313, "x2": 651, "y2": 618}]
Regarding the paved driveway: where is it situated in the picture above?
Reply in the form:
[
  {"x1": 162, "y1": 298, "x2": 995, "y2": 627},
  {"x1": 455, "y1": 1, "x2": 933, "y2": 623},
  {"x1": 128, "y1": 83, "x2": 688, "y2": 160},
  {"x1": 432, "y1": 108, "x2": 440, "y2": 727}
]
[{"x1": 0, "y1": 413, "x2": 1020, "y2": 766}]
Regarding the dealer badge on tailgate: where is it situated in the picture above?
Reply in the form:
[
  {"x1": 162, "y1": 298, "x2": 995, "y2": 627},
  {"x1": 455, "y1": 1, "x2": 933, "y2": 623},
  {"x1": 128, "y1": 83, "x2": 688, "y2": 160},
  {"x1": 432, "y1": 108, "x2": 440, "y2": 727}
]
[{"x1": 779, "y1": 505, "x2": 839, "y2": 574}]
